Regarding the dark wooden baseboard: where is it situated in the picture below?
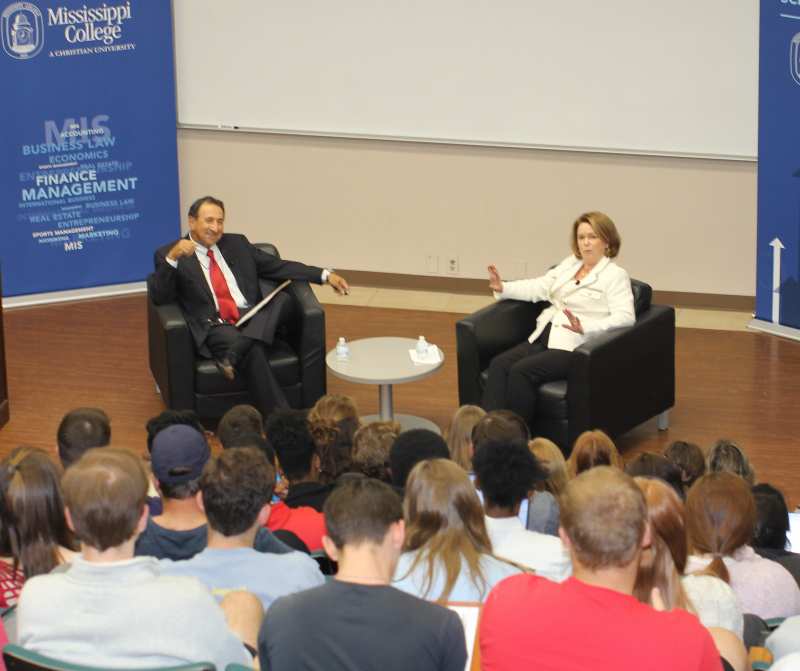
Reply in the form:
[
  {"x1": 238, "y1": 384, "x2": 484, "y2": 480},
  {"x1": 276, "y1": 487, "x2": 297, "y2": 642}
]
[{"x1": 339, "y1": 269, "x2": 756, "y2": 312}]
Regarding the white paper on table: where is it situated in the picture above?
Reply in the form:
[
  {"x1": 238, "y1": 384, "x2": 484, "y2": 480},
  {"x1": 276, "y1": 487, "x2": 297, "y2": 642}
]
[
  {"x1": 409, "y1": 345, "x2": 442, "y2": 365},
  {"x1": 447, "y1": 602, "x2": 481, "y2": 671}
]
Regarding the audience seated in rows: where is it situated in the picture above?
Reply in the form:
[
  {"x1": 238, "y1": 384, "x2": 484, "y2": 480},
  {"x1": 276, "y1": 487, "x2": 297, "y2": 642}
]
[
  {"x1": 0, "y1": 447, "x2": 78, "y2": 608},
  {"x1": 351, "y1": 420, "x2": 400, "y2": 483},
  {"x1": 633, "y1": 477, "x2": 746, "y2": 669},
  {"x1": 566, "y1": 429, "x2": 622, "y2": 477},
  {"x1": 663, "y1": 439, "x2": 706, "y2": 492},
  {"x1": 267, "y1": 409, "x2": 332, "y2": 511},
  {"x1": 444, "y1": 404, "x2": 485, "y2": 472},
  {"x1": 56, "y1": 407, "x2": 110, "y2": 468},
  {"x1": 479, "y1": 467, "x2": 725, "y2": 671},
  {"x1": 473, "y1": 436, "x2": 571, "y2": 581},
  {"x1": 392, "y1": 458, "x2": 520, "y2": 601},
  {"x1": 161, "y1": 447, "x2": 323, "y2": 610},
  {"x1": 134, "y1": 425, "x2": 290, "y2": 560},
  {"x1": 217, "y1": 403, "x2": 265, "y2": 448},
  {"x1": 389, "y1": 428, "x2": 449, "y2": 490},
  {"x1": 308, "y1": 394, "x2": 360, "y2": 485},
  {"x1": 17, "y1": 448, "x2": 257, "y2": 668},
  {"x1": 752, "y1": 483, "x2": 800, "y2": 588},
  {"x1": 685, "y1": 472, "x2": 800, "y2": 620},
  {"x1": 259, "y1": 477, "x2": 467, "y2": 671},
  {"x1": 707, "y1": 439, "x2": 755, "y2": 485}
]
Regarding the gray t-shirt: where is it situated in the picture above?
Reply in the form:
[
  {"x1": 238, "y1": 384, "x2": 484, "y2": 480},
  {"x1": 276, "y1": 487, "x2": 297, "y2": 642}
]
[
  {"x1": 259, "y1": 580, "x2": 467, "y2": 671},
  {"x1": 160, "y1": 546, "x2": 324, "y2": 611}
]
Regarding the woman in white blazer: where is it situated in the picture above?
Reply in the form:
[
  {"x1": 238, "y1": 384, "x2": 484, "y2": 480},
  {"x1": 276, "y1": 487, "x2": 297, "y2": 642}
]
[{"x1": 482, "y1": 212, "x2": 635, "y2": 431}]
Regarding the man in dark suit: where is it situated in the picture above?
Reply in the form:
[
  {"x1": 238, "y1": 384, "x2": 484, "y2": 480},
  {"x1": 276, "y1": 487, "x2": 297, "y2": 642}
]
[{"x1": 148, "y1": 195, "x2": 349, "y2": 418}]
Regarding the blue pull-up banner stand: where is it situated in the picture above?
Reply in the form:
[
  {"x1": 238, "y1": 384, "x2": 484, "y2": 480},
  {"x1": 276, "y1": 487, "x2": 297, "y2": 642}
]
[
  {"x1": 0, "y1": 0, "x2": 179, "y2": 297},
  {"x1": 752, "y1": 1, "x2": 800, "y2": 339}
]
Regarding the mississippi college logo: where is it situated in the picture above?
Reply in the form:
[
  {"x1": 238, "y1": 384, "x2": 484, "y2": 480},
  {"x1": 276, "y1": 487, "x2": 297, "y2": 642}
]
[{"x1": 1, "y1": 2, "x2": 44, "y2": 60}]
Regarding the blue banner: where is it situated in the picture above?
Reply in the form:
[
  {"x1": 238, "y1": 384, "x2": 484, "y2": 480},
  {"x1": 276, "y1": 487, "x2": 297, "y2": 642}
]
[
  {"x1": 0, "y1": 0, "x2": 179, "y2": 297},
  {"x1": 756, "y1": 2, "x2": 800, "y2": 328}
]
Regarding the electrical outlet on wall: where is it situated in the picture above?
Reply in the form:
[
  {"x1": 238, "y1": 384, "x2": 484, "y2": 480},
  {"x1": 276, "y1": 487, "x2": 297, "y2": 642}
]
[
  {"x1": 425, "y1": 254, "x2": 439, "y2": 274},
  {"x1": 445, "y1": 255, "x2": 459, "y2": 275}
]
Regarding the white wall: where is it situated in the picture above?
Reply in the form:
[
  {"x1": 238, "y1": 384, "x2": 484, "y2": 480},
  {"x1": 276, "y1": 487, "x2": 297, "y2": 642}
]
[{"x1": 177, "y1": 129, "x2": 757, "y2": 296}]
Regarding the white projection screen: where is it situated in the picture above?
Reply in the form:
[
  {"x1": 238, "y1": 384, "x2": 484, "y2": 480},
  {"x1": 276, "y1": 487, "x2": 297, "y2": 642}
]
[{"x1": 172, "y1": 1, "x2": 758, "y2": 159}]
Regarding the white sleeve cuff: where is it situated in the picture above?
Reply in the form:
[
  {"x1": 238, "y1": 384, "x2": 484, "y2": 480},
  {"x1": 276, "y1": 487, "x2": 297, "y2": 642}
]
[
  {"x1": 321, "y1": 269, "x2": 332, "y2": 283},
  {"x1": 166, "y1": 256, "x2": 178, "y2": 269}
]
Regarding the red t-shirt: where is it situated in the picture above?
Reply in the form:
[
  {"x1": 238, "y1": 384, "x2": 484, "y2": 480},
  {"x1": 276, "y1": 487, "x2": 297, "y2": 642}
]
[
  {"x1": 266, "y1": 502, "x2": 326, "y2": 552},
  {"x1": 480, "y1": 575, "x2": 722, "y2": 671}
]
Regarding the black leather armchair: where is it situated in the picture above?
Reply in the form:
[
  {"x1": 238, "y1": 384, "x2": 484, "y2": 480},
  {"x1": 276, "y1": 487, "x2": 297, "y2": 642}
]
[
  {"x1": 456, "y1": 280, "x2": 674, "y2": 454},
  {"x1": 147, "y1": 243, "x2": 326, "y2": 423}
]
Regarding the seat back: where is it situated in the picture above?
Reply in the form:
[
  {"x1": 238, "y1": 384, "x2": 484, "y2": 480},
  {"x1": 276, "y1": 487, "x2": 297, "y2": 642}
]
[
  {"x1": 630, "y1": 279, "x2": 652, "y2": 316},
  {"x1": 2, "y1": 644, "x2": 215, "y2": 671}
]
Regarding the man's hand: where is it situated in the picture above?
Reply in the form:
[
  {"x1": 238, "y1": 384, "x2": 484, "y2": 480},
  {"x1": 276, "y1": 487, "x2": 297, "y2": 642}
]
[
  {"x1": 327, "y1": 272, "x2": 350, "y2": 295},
  {"x1": 488, "y1": 264, "x2": 503, "y2": 292},
  {"x1": 167, "y1": 239, "x2": 196, "y2": 261},
  {"x1": 563, "y1": 308, "x2": 584, "y2": 334}
]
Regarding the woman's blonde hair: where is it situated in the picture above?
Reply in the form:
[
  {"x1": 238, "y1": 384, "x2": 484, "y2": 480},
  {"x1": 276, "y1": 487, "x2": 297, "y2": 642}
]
[
  {"x1": 307, "y1": 394, "x2": 359, "y2": 426},
  {"x1": 529, "y1": 437, "x2": 568, "y2": 497},
  {"x1": 633, "y1": 477, "x2": 693, "y2": 612},
  {"x1": 567, "y1": 430, "x2": 621, "y2": 478},
  {"x1": 445, "y1": 405, "x2": 486, "y2": 472},
  {"x1": 401, "y1": 459, "x2": 492, "y2": 602},
  {"x1": 571, "y1": 211, "x2": 621, "y2": 259}
]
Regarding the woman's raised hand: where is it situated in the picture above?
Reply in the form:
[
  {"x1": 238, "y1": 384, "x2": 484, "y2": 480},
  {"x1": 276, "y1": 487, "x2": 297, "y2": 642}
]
[{"x1": 488, "y1": 265, "x2": 503, "y2": 292}]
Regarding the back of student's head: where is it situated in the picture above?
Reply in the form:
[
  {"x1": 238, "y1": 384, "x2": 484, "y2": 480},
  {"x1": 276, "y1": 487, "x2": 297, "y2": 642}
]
[
  {"x1": 663, "y1": 440, "x2": 705, "y2": 490},
  {"x1": 145, "y1": 409, "x2": 204, "y2": 453},
  {"x1": 324, "y1": 477, "x2": 403, "y2": 550},
  {"x1": 445, "y1": 405, "x2": 486, "y2": 472},
  {"x1": 57, "y1": 407, "x2": 111, "y2": 468},
  {"x1": 625, "y1": 452, "x2": 684, "y2": 499},
  {"x1": 222, "y1": 431, "x2": 276, "y2": 466},
  {"x1": 310, "y1": 418, "x2": 356, "y2": 485},
  {"x1": 707, "y1": 439, "x2": 755, "y2": 485},
  {"x1": 471, "y1": 412, "x2": 528, "y2": 452},
  {"x1": 530, "y1": 437, "x2": 568, "y2": 497},
  {"x1": 567, "y1": 430, "x2": 621, "y2": 477},
  {"x1": 265, "y1": 409, "x2": 316, "y2": 481},
  {"x1": 62, "y1": 448, "x2": 148, "y2": 551},
  {"x1": 560, "y1": 466, "x2": 647, "y2": 570},
  {"x1": 389, "y1": 429, "x2": 449, "y2": 488},
  {"x1": 402, "y1": 459, "x2": 492, "y2": 600},
  {"x1": 351, "y1": 421, "x2": 400, "y2": 483},
  {"x1": 632, "y1": 476, "x2": 691, "y2": 611},
  {"x1": 473, "y1": 437, "x2": 546, "y2": 510},
  {"x1": 200, "y1": 448, "x2": 275, "y2": 537},
  {"x1": 307, "y1": 394, "x2": 360, "y2": 427},
  {"x1": 0, "y1": 446, "x2": 74, "y2": 577},
  {"x1": 685, "y1": 472, "x2": 756, "y2": 583},
  {"x1": 217, "y1": 405, "x2": 264, "y2": 448},
  {"x1": 150, "y1": 425, "x2": 210, "y2": 500},
  {"x1": 752, "y1": 483, "x2": 791, "y2": 551}
]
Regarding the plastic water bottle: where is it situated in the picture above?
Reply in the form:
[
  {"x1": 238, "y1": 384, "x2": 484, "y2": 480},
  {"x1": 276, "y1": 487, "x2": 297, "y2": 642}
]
[
  {"x1": 416, "y1": 335, "x2": 429, "y2": 359},
  {"x1": 336, "y1": 337, "x2": 350, "y2": 361}
]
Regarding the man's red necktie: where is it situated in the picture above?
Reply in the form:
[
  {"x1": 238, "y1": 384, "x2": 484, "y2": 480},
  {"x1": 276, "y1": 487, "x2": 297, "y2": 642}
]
[{"x1": 207, "y1": 250, "x2": 240, "y2": 324}]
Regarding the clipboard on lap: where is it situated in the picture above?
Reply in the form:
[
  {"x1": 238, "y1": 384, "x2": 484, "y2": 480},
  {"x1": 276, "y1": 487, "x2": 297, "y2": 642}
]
[{"x1": 235, "y1": 280, "x2": 292, "y2": 328}]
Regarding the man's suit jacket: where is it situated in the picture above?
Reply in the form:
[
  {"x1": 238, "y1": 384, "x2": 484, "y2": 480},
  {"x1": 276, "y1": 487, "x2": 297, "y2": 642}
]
[
  {"x1": 148, "y1": 233, "x2": 324, "y2": 356},
  {"x1": 495, "y1": 255, "x2": 635, "y2": 352}
]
